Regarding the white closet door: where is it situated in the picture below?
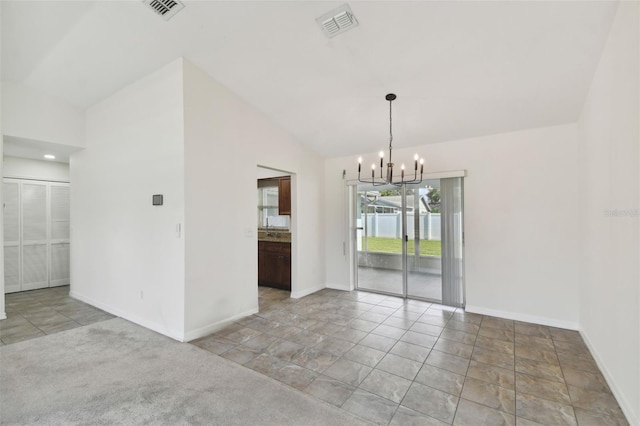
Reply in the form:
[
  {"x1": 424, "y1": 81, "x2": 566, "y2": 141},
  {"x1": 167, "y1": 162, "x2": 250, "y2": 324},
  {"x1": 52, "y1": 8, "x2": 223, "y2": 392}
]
[
  {"x1": 3, "y1": 180, "x2": 21, "y2": 293},
  {"x1": 21, "y1": 182, "x2": 49, "y2": 291},
  {"x1": 50, "y1": 183, "x2": 70, "y2": 287}
]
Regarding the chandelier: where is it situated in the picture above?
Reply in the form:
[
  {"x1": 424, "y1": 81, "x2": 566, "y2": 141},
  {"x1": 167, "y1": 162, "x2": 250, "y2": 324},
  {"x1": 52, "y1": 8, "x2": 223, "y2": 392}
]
[{"x1": 357, "y1": 94, "x2": 424, "y2": 186}]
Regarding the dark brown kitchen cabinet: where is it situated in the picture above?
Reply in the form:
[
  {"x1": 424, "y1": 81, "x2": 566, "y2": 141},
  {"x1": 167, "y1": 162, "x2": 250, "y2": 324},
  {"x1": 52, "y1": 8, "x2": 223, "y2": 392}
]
[
  {"x1": 258, "y1": 241, "x2": 291, "y2": 291},
  {"x1": 278, "y1": 176, "x2": 291, "y2": 216}
]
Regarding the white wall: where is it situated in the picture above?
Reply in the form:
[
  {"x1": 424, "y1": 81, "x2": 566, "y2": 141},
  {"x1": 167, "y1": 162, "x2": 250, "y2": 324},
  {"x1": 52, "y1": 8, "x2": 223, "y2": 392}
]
[
  {"x1": 325, "y1": 124, "x2": 580, "y2": 328},
  {"x1": 3, "y1": 156, "x2": 69, "y2": 181},
  {"x1": 577, "y1": 2, "x2": 639, "y2": 423},
  {"x1": 0, "y1": 8, "x2": 4, "y2": 317},
  {"x1": 70, "y1": 59, "x2": 186, "y2": 340},
  {"x1": 1, "y1": 81, "x2": 84, "y2": 147},
  {"x1": 182, "y1": 59, "x2": 325, "y2": 340},
  {"x1": 257, "y1": 166, "x2": 289, "y2": 180}
]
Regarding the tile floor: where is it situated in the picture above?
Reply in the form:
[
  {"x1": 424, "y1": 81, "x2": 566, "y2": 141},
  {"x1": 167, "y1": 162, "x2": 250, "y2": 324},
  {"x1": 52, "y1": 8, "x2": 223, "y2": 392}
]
[
  {"x1": 1, "y1": 286, "x2": 115, "y2": 345},
  {"x1": 193, "y1": 286, "x2": 629, "y2": 426}
]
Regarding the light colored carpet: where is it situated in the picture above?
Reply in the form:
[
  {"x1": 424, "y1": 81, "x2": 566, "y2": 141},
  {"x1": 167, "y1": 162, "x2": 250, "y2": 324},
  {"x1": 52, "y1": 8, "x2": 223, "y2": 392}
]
[{"x1": 0, "y1": 318, "x2": 368, "y2": 425}]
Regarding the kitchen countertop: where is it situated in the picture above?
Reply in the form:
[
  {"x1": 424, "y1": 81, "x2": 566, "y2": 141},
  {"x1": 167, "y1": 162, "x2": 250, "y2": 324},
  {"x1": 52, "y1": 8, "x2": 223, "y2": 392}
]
[{"x1": 257, "y1": 229, "x2": 291, "y2": 243}]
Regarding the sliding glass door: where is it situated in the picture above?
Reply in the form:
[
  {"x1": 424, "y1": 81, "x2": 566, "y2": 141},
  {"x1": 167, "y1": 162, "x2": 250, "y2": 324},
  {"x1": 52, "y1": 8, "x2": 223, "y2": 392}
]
[
  {"x1": 406, "y1": 181, "x2": 443, "y2": 301},
  {"x1": 356, "y1": 184, "x2": 405, "y2": 296},
  {"x1": 354, "y1": 178, "x2": 464, "y2": 307}
]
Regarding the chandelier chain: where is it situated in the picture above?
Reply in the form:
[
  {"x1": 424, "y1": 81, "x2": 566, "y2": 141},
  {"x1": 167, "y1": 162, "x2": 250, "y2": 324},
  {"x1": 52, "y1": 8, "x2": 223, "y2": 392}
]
[{"x1": 388, "y1": 98, "x2": 393, "y2": 153}]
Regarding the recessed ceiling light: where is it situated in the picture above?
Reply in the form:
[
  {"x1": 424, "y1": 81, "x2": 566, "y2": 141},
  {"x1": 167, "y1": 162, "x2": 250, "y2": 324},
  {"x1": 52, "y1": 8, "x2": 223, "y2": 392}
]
[{"x1": 44, "y1": 154, "x2": 56, "y2": 160}]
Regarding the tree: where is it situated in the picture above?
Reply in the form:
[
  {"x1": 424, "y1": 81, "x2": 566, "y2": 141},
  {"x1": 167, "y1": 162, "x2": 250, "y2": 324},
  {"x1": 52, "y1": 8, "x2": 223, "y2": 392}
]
[{"x1": 427, "y1": 188, "x2": 441, "y2": 213}]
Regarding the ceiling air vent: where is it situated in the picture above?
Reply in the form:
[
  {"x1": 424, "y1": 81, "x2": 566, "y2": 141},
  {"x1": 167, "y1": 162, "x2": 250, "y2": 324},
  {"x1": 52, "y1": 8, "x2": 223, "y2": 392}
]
[
  {"x1": 143, "y1": 0, "x2": 184, "y2": 21},
  {"x1": 316, "y1": 4, "x2": 359, "y2": 39}
]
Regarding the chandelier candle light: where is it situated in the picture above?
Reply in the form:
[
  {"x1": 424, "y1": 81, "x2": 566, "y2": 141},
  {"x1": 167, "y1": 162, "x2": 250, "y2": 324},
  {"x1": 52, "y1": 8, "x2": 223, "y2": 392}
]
[{"x1": 357, "y1": 94, "x2": 424, "y2": 186}]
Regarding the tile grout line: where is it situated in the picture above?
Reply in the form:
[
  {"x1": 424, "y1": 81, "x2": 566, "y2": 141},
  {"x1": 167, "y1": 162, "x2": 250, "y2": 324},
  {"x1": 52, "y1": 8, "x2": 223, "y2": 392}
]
[
  {"x1": 512, "y1": 318, "x2": 517, "y2": 421},
  {"x1": 551, "y1": 334, "x2": 580, "y2": 425}
]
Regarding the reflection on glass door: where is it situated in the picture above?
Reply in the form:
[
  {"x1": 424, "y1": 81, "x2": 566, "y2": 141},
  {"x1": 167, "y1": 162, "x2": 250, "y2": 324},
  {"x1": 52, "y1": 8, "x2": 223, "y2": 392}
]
[
  {"x1": 406, "y1": 182, "x2": 443, "y2": 301},
  {"x1": 354, "y1": 178, "x2": 463, "y2": 306},
  {"x1": 355, "y1": 184, "x2": 404, "y2": 296}
]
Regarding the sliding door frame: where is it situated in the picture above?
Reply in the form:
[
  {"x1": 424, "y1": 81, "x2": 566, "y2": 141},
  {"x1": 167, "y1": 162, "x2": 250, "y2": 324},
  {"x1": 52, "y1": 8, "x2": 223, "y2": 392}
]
[{"x1": 348, "y1": 170, "x2": 466, "y2": 305}]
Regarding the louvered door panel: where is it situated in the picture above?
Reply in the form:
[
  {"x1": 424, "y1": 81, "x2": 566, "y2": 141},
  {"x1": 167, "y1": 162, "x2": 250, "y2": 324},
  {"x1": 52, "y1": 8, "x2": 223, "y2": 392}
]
[
  {"x1": 3, "y1": 181, "x2": 19, "y2": 241},
  {"x1": 50, "y1": 184, "x2": 70, "y2": 286},
  {"x1": 4, "y1": 246, "x2": 20, "y2": 293},
  {"x1": 22, "y1": 244, "x2": 48, "y2": 290},
  {"x1": 51, "y1": 243, "x2": 70, "y2": 284},
  {"x1": 50, "y1": 185, "x2": 69, "y2": 240},
  {"x1": 3, "y1": 180, "x2": 21, "y2": 293},
  {"x1": 21, "y1": 182, "x2": 49, "y2": 290},
  {"x1": 22, "y1": 183, "x2": 47, "y2": 240}
]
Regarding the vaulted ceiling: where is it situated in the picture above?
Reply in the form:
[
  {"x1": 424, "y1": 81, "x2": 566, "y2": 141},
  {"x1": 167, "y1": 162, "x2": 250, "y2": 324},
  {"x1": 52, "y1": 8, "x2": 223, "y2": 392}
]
[{"x1": 1, "y1": 1, "x2": 619, "y2": 157}]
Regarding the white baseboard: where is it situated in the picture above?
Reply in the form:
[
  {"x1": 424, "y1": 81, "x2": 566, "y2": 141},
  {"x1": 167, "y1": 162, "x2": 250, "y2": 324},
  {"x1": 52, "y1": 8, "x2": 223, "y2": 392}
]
[
  {"x1": 291, "y1": 285, "x2": 324, "y2": 299},
  {"x1": 70, "y1": 291, "x2": 186, "y2": 342},
  {"x1": 0, "y1": 312, "x2": 6, "y2": 320},
  {"x1": 579, "y1": 329, "x2": 637, "y2": 425},
  {"x1": 465, "y1": 305, "x2": 579, "y2": 330},
  {"x1": 326, "y1": 282, "x2": 352, "y2": 292},
  {"x1": 183, "y1": 307, "x2": 259, "y2": 342}
]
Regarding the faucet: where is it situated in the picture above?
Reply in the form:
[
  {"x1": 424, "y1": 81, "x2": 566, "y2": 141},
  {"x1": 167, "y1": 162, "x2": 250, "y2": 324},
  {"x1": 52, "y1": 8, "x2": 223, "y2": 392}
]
[{"x1": 266, "y1": 217, "x2": 269, "y2": 228}]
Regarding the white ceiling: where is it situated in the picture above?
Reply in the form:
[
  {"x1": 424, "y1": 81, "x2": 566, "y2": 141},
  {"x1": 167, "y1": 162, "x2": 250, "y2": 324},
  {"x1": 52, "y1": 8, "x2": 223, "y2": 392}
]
[
  {"x1": 1, "y1": 1, "x2": 619, "y2": 158},
  {"x1": 3, "y1": 136, "x2": 82, "y2": 164}
]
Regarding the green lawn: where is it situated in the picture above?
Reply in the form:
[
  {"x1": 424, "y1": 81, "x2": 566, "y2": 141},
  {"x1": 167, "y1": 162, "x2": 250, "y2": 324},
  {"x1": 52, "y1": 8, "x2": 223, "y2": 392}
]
[{"x1": 361, "y1": 237, "x2": 441, "y2": 257}]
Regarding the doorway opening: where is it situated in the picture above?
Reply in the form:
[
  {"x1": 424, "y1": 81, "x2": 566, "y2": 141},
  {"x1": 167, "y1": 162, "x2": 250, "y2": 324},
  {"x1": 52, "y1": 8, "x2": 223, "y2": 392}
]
[
  {"x1": 3, "y1": 145, "x2": 73, "y2": 296},
  {"x1": 256, "y1": 166, "x2": 292, "y2": 293},
  {"x1": 353, "y1": 177, "x2": 464, "y2": 307}
]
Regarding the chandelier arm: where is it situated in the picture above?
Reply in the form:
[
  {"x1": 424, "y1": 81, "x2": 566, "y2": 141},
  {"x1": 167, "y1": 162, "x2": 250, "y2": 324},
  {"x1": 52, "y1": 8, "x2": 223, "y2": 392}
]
[{"x1": 358, "y1": 176, "x2": 423, "y2": 186}]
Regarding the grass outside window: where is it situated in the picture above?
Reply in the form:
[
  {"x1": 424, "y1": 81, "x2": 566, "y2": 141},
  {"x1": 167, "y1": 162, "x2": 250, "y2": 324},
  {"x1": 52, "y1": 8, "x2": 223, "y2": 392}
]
[{"x1": 361, "y1": 237, "x2": 441, "y2": 257}]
